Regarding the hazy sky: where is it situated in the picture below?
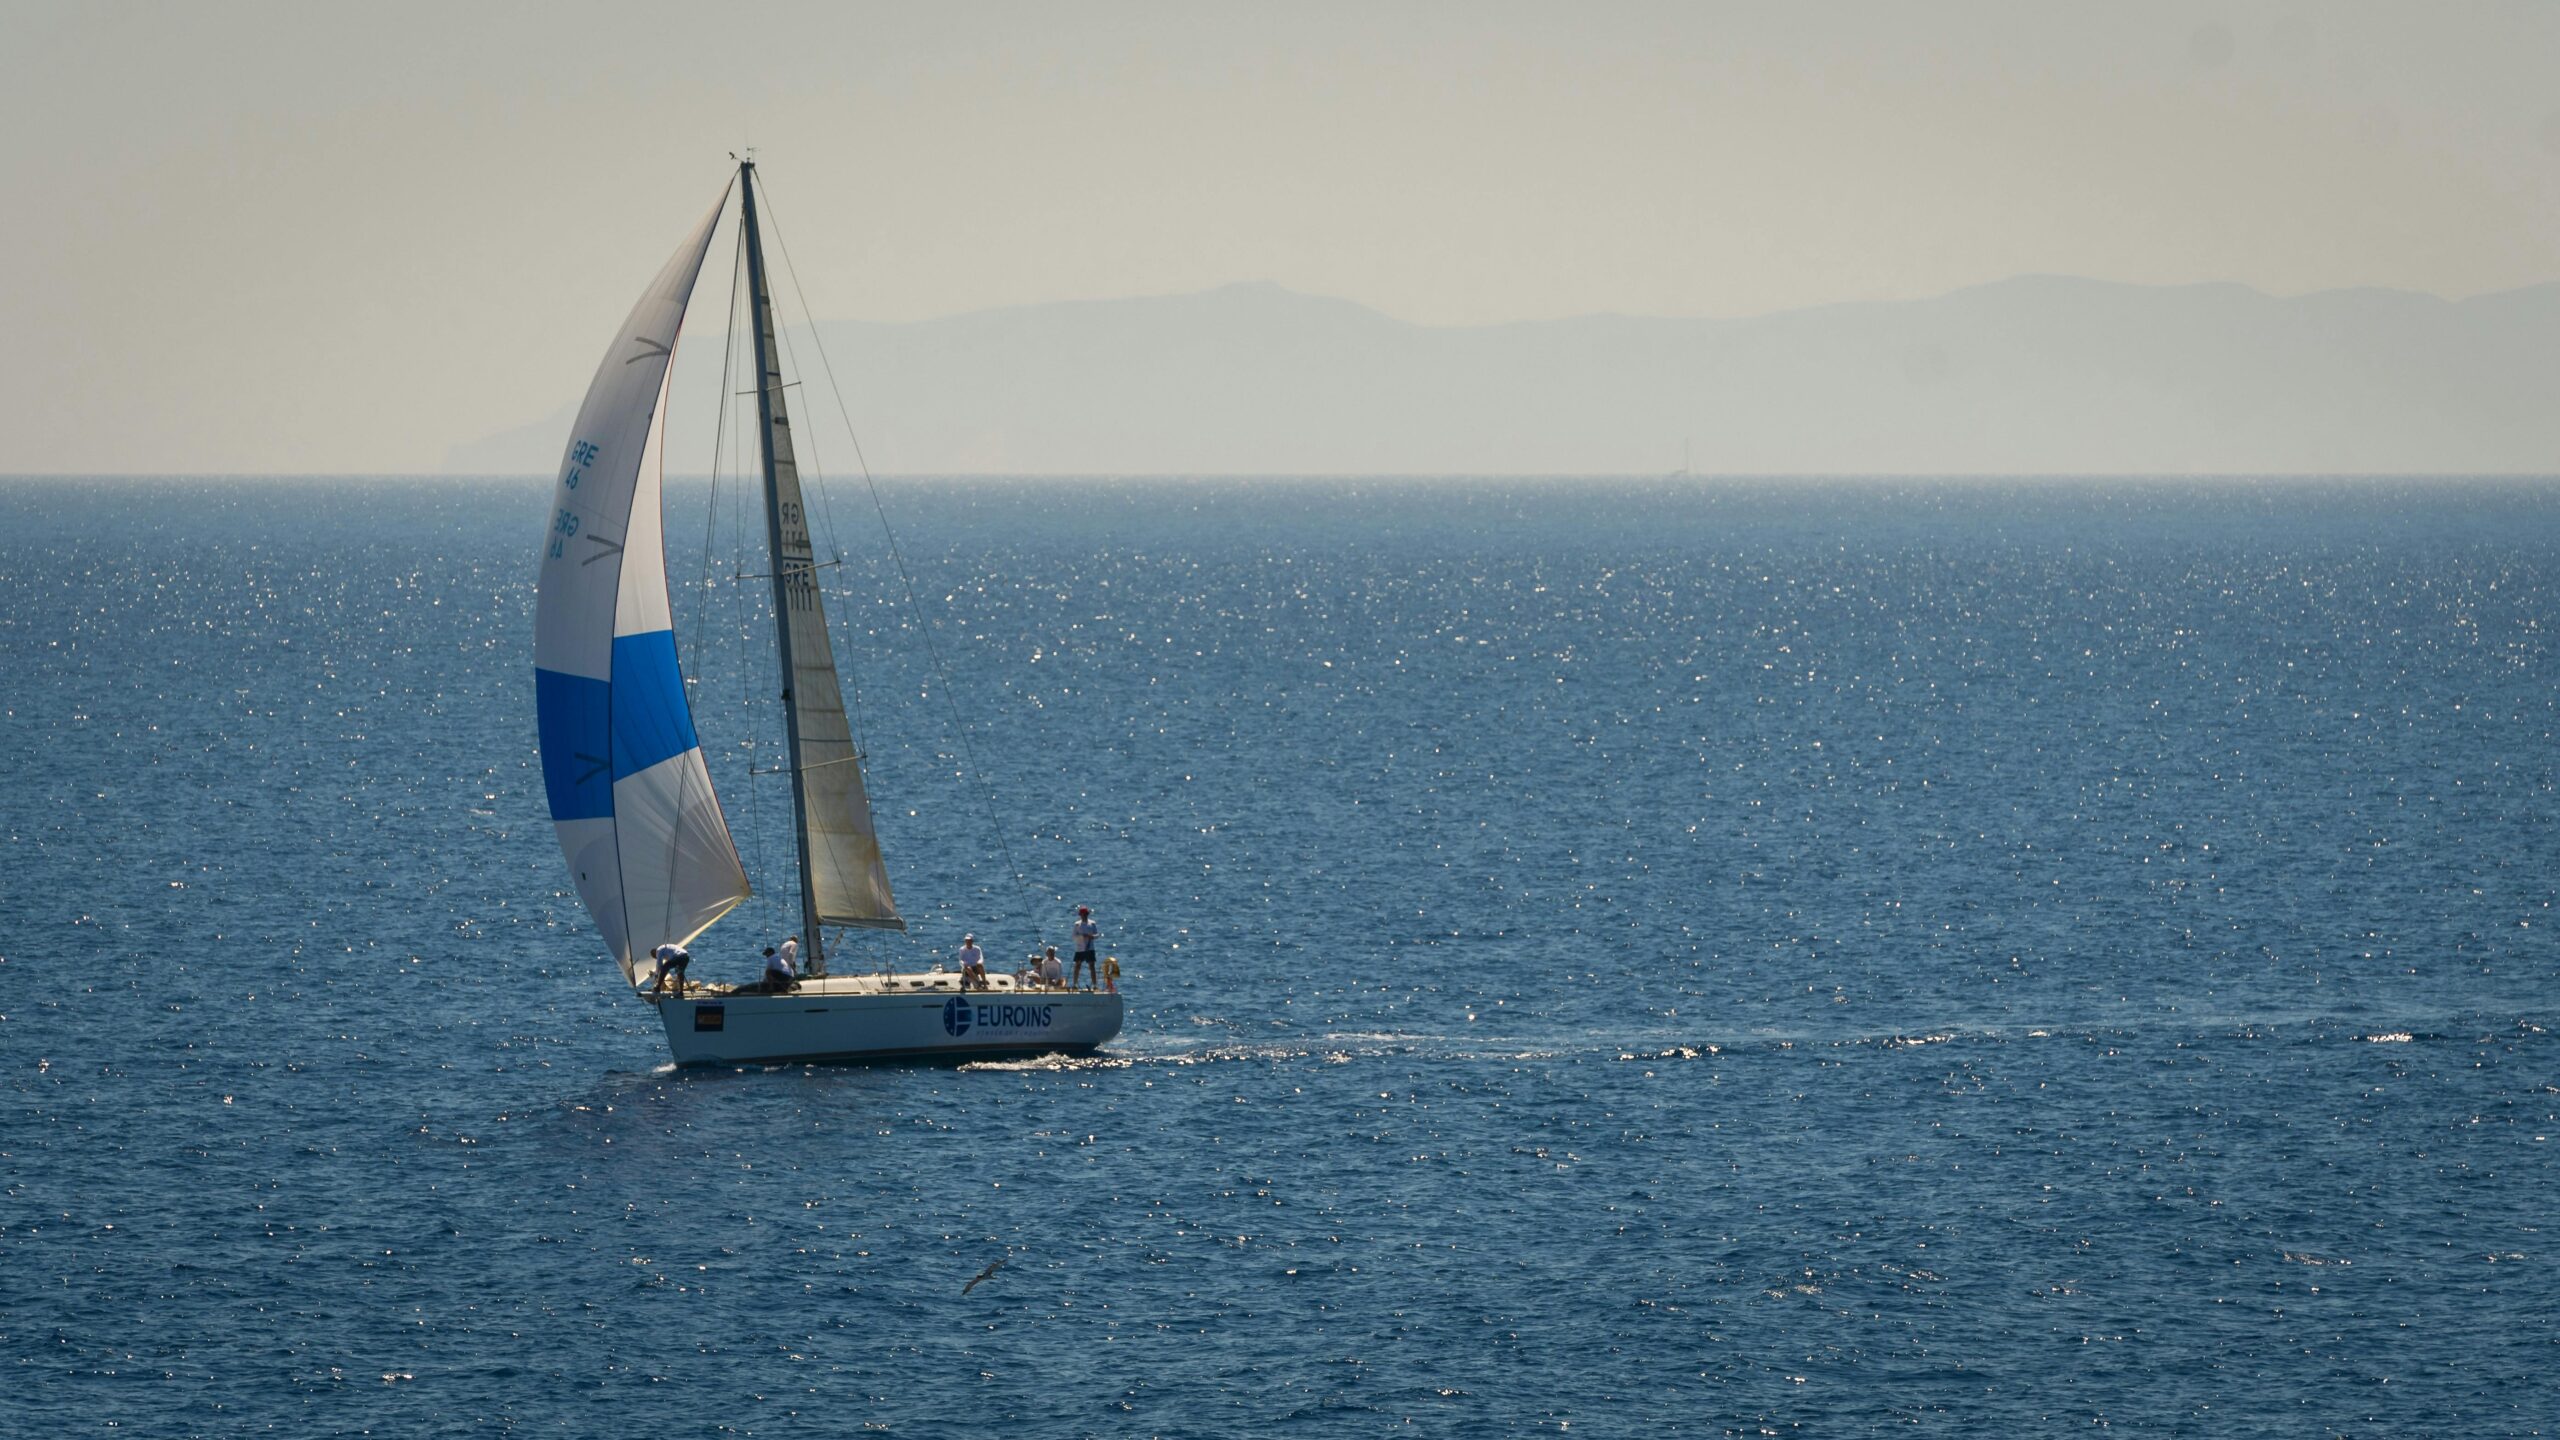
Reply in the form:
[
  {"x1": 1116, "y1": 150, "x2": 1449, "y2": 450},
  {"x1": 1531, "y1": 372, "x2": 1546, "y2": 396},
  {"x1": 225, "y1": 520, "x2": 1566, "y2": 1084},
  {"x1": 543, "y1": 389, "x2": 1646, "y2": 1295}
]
[{"x1": 3, "y1": 0, "x2": 2555, "y2": 473}]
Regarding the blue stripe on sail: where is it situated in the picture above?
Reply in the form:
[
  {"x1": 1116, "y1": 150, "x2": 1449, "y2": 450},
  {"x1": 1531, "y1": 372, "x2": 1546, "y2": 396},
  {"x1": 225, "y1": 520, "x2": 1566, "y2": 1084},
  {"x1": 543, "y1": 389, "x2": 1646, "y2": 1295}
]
[
  {"x1": 535, "y1": 667, "x2": 614, "y2": 821},
  {"x1": 610, "y1": 630, "x2": 700, "y2": 782}
]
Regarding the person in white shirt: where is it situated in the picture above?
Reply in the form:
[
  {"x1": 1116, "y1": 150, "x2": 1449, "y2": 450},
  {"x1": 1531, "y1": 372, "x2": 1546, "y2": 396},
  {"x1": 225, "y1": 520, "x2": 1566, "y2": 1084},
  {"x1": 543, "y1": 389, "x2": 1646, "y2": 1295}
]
[
  {"x1": 759, "y1": 945, "x2": 795, "y2": 993},
  {"x1": 956, "y1": 934, "x2": 987, "y2": 991},
  {"x1": 1070, "y1": 906, "x2": 1100, "y2": 990},
  {"x1": 648, "y1": 943, "x2": 692, "y2": 996},
  {"x1": 1038, "y1": 946, "x2": 1064, "y2": 990},
  {"x1": 778, "y1": 935, "x2": 800, "y2": 975}
]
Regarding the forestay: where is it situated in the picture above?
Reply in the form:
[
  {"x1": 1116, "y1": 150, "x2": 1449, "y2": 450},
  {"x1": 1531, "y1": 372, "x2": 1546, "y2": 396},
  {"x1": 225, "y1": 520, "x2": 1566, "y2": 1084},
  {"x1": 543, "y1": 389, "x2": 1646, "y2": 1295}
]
[{"x1": 533, "y1": 183, "x2": 751, "y2": 984}]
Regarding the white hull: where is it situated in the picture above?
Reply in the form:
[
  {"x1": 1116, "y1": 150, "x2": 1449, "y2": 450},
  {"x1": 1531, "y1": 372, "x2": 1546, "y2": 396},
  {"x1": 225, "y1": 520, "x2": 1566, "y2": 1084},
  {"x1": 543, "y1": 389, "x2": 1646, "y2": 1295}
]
[{"x1": 654, "y1": 972, "x2": 1123, "y2": 1066}]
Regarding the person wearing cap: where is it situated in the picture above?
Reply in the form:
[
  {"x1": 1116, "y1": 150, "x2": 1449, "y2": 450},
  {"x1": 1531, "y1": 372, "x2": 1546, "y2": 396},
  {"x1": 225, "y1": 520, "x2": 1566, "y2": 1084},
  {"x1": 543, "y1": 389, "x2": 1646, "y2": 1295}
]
[
  {"x1": 1039, "y1": 946, "x2": 1065, "y2": 990},
  {"x1": 757, "y1": 943, "x2": 796, "y2": 994},
  {"x1": 1070, "y1": 906, "x2": 1100, "y2": 990},
  {"x1": 956, "y1": 933, "x2": 987, "y2": 991}
]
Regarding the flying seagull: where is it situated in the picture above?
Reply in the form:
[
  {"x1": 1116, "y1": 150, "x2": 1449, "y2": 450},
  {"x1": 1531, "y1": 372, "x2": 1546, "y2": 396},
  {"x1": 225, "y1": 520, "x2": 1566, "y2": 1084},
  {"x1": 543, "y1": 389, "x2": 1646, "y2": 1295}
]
[{"x1": 961, "y1": 1258, "x2": 1007, "y2": 1296}]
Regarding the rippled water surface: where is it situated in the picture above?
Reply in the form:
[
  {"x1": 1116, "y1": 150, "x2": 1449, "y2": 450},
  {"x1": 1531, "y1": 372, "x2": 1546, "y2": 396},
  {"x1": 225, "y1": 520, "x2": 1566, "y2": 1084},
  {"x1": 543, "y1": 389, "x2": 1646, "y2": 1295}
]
[{"x1": 2, "y1": 477, "x2": 2554, "y2": 1436}]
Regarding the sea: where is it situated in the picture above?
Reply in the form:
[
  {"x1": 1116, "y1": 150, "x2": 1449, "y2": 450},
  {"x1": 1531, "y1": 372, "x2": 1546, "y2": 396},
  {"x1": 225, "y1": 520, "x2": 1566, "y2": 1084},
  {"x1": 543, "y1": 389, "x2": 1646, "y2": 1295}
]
[{"x1": 0, "y1": 475, "x2": 2552, "y2": 1437}]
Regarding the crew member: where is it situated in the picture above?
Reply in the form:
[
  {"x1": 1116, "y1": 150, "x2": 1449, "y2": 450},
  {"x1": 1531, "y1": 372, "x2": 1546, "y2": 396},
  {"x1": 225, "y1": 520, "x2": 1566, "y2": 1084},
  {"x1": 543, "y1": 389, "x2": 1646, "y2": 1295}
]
[
  {"x1": 1071, "y1": 906, "x2": 1100, "y2": 989},
  {"x1": 957, "y1": 933, "x2": 987, "y2": 991},
  {"x1": 648, "y1": 942, "x2": 692, "y2": 996}
]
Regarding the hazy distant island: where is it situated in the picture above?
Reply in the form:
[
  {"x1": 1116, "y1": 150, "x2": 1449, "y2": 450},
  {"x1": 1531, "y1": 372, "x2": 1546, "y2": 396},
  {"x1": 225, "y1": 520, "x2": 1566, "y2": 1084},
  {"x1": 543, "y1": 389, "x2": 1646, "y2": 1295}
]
[{"x1": 450, "y1": 275, "x2": 2560, "y2": 478}]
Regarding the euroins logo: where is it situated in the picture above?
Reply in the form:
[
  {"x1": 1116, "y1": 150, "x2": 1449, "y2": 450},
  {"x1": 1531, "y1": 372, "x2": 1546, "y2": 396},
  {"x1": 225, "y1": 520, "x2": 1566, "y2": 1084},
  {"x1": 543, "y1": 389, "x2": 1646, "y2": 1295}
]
[{"x1": 940, "y1": 999, "x2": 1058, "y2": 1037}]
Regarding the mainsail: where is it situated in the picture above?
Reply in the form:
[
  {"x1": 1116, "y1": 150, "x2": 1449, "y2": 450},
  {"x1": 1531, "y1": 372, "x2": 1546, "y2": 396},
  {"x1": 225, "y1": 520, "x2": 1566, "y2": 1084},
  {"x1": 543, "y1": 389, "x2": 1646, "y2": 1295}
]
[
  {"x1": 738, "y1": 164, "x2": 904, "y2": 951},
  {"x1": 534, "y1": 184, "x2": 750, "y2": 984}
]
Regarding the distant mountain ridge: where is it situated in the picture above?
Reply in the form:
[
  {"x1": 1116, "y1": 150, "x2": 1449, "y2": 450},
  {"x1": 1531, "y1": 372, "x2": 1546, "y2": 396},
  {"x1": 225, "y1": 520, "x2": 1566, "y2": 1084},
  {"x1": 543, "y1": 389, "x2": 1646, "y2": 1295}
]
[{"x1": 448, "y1": 276, "x2": 2560, "y2": 476}]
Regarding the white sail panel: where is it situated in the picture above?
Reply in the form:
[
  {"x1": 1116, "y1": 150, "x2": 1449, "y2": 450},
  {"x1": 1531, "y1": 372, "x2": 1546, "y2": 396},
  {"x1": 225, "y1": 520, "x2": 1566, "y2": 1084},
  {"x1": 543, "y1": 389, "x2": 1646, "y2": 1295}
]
[
  {"x1": 534, "y1": 179, "x2": 749, "y2": 982},
  {"x1": 554, "y1": 818, "x2": 630, "y2": 977},
  {"x1": 611, "y1": 750, "x2": 751, "y2": 962},
  {"x1": 534, "y1": 185, "x2": 729, "y2": 682}
]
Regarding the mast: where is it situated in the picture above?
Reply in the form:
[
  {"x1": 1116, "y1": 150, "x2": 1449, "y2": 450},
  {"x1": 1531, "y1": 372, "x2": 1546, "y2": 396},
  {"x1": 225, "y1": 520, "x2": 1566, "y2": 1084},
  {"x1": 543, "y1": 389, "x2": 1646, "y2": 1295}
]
[
  {"x1": 738, "y1": 161, "x2": 905, "y2": 973},
  {"x1": 739, "y1": 161, "x2": 827, "y2": 970}
]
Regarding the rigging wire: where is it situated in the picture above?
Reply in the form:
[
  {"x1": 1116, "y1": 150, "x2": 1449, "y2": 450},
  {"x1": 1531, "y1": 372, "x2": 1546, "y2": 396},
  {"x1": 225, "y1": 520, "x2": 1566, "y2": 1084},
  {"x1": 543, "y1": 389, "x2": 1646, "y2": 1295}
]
[
  {"x1": 700, "y1": 216, "x2": 768, "y2": 926},
  {"x1": 689, "y1": 221, "x2": 738, "y2": 764},
  {"x1": 734, "y1": 227, "x2": 781, "y2": 936},
  {"x1": 749, "y1": 168, "x2": 1054, "y2": 947}
]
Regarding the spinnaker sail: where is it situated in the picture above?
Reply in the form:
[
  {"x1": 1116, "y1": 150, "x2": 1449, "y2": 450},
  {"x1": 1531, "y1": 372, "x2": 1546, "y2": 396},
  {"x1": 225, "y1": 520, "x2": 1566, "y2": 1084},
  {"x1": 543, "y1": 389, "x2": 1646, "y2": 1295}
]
[{"x1": 533, "y1": 184, "x2": 750, "y2": 983}]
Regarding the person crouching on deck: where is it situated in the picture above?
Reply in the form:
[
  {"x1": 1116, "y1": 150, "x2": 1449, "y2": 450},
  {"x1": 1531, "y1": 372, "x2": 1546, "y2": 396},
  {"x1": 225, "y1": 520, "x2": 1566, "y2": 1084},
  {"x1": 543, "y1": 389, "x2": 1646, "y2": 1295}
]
[
  {"x1": 957, "y1": 934, "x2": 987, "y2": 990},
  {"x1": 648, "y1": 943, "x2": 692, "y2": 997}
]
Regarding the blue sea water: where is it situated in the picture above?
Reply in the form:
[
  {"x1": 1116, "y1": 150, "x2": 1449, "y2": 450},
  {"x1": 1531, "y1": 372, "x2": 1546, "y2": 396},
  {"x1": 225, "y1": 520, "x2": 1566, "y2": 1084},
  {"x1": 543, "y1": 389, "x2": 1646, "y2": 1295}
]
[{"x1": 0, "y1": 475, "x2": 2553, "y2": 1436}]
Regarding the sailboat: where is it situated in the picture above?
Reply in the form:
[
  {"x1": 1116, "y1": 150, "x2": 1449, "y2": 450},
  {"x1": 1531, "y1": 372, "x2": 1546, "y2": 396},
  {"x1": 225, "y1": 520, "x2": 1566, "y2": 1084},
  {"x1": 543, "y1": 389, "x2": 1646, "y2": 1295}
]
[{"x1": 532, "y1": 160, "x2": 1123, "y2": 1066}]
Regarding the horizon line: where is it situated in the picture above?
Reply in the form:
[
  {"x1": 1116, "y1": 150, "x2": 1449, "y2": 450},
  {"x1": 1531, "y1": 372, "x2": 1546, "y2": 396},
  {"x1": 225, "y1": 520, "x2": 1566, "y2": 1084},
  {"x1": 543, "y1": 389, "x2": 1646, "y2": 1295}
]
[{"x1": 8, "y1": 471, "x2": 2559, "y2": 484}]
